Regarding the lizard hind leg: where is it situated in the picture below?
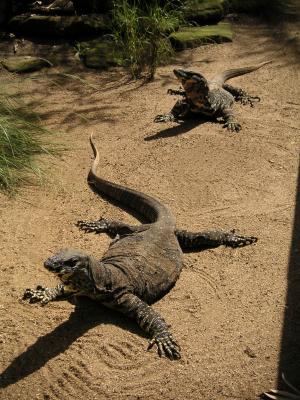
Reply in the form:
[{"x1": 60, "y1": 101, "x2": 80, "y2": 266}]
[
  {"x1": 236, "y1": 91, "x2": 260, "y2": 107},
  {"x1": 223, "y1": 84, "x2": 260, "y2": 107},
  {"x1": 176, "y1": 229, "x2": 257, "y2": 250}
]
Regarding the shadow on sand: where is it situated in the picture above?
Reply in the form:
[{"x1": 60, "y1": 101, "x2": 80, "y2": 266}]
[
  {"x1": 0, "y1": 299, "x2": 146, "y2": 389},
  {"x1": 277, "y1": 156, "x2": 300, "y2": 389},
  {"x1": 145, "y1": 118, "x2": 215, "y2": 141}
]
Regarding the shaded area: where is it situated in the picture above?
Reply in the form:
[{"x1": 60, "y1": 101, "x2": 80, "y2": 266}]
[
  {"x1": 145, "y1": 118, "x2": 213, "y2": 141},
  {"x1": 0, "y1": 299, "x2": 147, "y2": 389},
  {"x1": 277, "y1": 156, "x2": 300, "y2": 388}
]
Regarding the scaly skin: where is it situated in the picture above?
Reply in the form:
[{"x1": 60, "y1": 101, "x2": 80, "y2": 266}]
[
  {"x1": 154, "y1": 61, "x2": 271, "y2": 132},
  {"x1": 76, "y1": 217, "x2": 257, "y2": 249},
  {"x1": 23, "y1": 134, "x2": 257, "y2": 360}
]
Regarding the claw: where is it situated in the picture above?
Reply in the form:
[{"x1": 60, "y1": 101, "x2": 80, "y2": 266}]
[
  {"x1": 154, "y1": 114, "x2": 176, "y2": 123},
  {"x1": 148, "y1": 331, "x2": 181, "y2": 360},
  {"x1": 22, "y1": 286, "x2": 50, "y2": 305},
  {"x1": 154, "y1": 114, "x2": 166, "y2": 123},
  {"x1": 224, "y1": 232, "x2": 258, "y2": 248},
  {"x1": 157, "y1": 342, "x2": 164, "y2": 357},
  {"x1": 231, "y1": 236, "x2": 258, "y2": 247},
  {"x1": 239, "y1": 95, "x2": 260, "y2": 107},
  {"x1": 76, "y1": 218, "x2": 108, "y2": 233},
  {"x1": 224, "y1": 121, "x2": 241, "y2": 132},
  {"x1": 167, "y1": 88, "x2": 185, "y2": 97}
]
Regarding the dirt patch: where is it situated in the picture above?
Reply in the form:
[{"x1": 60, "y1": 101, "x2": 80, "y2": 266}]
[{"x1": 0, "y1": 16, "x2": 299, "y2": 400}]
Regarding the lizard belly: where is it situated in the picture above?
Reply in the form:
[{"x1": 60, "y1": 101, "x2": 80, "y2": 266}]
[{"x1": 187, "y1": 92, "x2": 215, "y2": 116}]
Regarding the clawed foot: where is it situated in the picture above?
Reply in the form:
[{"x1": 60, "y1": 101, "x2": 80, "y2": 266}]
[
  {"x1": 223, "y1": 120, "x2": 241, "y2": 132},
  {"x1": 76, "y1": 218, "x2": 108, "y2": 233},
  {"x1": 238, "y1": 94, "x2": 260, "y2": 107},
  {"x1": 154, "y1": 114, "x2": 176, "y2": 123},
  {"x1": 148, "y1": 331, "x2": 181, "y2": 360},
  {"x1": 167, "y1": 88, "x2": 186, "y2": 97},
  {"x1": 223, "y1": 230, "x2": 258, "y2": 248},
  {"x1": 23, "y1": 285, "x2": 52, "y2": 305}
]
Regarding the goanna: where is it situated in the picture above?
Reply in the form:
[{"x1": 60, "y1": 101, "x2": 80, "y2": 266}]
[
  {"x1": 23, "y1": 134, "x2": 257, "y2": 359},
  {"x1": 154, "y1": 61, "x2": 271, "y2": 132}
]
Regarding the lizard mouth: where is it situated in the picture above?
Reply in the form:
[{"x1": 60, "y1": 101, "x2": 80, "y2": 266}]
[
  {"x1": 44, "y1": 257, "x2": 70, "y2": 274},
  {"x1": 57, "y1": 271, "x2": 73, "y2": 282}
]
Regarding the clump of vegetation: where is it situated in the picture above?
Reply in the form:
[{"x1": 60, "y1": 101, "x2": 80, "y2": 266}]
[
  {"x1": 0, "y1": 76, "x2": 56, "y2": 193},
  {"x1": 111, "y1": 0, "x2": 183, "y2": 80}
]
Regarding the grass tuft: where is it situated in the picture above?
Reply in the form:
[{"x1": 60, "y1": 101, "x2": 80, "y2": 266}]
[
  {"x1": 111, "y1": 0, "x2": 183, "y2": 80},
  {"x1": 0, "y1": 72, "x2": 57, "y2": 194}
]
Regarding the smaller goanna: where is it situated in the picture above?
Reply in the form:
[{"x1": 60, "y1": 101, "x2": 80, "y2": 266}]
[
  {"x1": 154, "y1": 61, "x2": 271, "y2": 132},
  {"x1": 23, "y1": 134, "x2": 257, "y2": 359}
]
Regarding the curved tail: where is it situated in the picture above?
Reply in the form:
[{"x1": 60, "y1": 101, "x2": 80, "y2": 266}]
[
  {"x1": 212, "y1": 60, "x2": 272, "y2": 85},
  {"x1": 87, "y1": 134, "x2": 175, "y2": 225}
]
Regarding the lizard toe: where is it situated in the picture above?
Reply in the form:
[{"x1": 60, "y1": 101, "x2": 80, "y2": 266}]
[
  {"x1": 148, "y1": 332, "x2": 181, "y2": 360},
  {"x1": 225, "y1": 233, "x2": 258, "y2": 247}
]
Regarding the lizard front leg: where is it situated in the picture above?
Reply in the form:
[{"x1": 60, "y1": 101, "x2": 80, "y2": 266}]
[
  {"x1": 76, "y1": 217, "x2": 142, "y2": 236},
  {"x1": 23, "y1": 284, "x2": 72, "y2": 305},
  {"x1": 76, "y1": 218, "x2": 149, "y2": 246},
  {"x1": 175, "y1": 229, "x2": 257, "y2": 250},
  {"x1": 223, "y1": 84, "x2": 260, "y2": 107},
  {"x1": 107, "y1": 293, "x2": 181, "y2": 360},
  {"x1": 154, "y1": 99, "x2": 190, "y2": 123},
  {"x1": 222, "y1": 108, "x2": 241, "y2": 132},
  {"x1": 167, "y1": 88, "x2": 186, "y2": 97},
  {"x1": 77, "y1": 219, "x2": 257, "y2": 250}
]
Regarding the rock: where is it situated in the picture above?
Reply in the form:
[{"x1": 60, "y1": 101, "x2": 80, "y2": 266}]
[
  {"x1": 183, "y1": 0, "x2": 227, "y2": 24},
  {"x1": 169, "y1": 22, "x2": 233, "y2": 50},
  {"x1": 0, "y1": 56, "x2": 52, "y2": 72},
  {"x1": 78, "y1": 38, "x2": 123, "y2": 69},
  {"x1": 29, "y1": 0, "x2": 75, "y2": 15},
  {"x1": 8, "y1": 14, "x2": 111, "y2": 38}
]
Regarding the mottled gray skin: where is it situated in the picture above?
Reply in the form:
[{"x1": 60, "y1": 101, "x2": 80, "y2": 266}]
[
  {"x1": 154, "y1": 61, "x2": 271, "y2": 132},
  {"x1": 23, "y1": 135, "x2": 257, "y2": 359}
]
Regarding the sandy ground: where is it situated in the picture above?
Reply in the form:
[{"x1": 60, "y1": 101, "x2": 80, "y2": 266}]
[{"x1": 0, "y1": 15, "x2": 300, "y2": 400}]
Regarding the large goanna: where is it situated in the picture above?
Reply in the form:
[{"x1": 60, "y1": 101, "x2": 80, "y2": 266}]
[
  {"x1": 24, "y1": 134, "x2": 257, "y2": 359},
  {"x1": 154, "y1": 61, "x2": 271, "y2": 132}
]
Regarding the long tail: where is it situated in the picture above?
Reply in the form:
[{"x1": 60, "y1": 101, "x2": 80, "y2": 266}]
[
  {"x1": 212, "y1": 60, "x2": 272, "y2": 85},
  {"x1": 87, "y1": 134, "x2": 175, "y2": 225}
]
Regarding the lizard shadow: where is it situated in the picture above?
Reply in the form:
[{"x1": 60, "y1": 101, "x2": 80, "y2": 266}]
[
  {"x1": 145, "y1": 117, "x2": 219, "y2": 141},
  {"x1": 0, "y1": 298, "x2": 148, "y2": 389}
]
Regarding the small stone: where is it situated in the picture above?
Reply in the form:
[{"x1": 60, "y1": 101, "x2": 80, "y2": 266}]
[{"x1": 244, "y1": 346, "x2": 256, "y2": 358}]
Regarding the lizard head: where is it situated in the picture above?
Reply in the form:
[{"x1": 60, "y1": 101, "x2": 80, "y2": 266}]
[
  {"x1": 44, "y1": 248, "x2": 92, "y2": 283},
  {"x1": 173, "y1": 69, "x2": 209, "y2": 94}
]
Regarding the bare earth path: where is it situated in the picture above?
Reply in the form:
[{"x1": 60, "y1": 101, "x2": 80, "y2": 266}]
[{"x1": 0, "y1": 16, "x2": 299, "y2": 400}]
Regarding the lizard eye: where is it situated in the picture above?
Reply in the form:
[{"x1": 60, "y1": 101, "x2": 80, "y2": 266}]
[{"x1": 67, "y1": 258, "x2": 78, "y2": 268}]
